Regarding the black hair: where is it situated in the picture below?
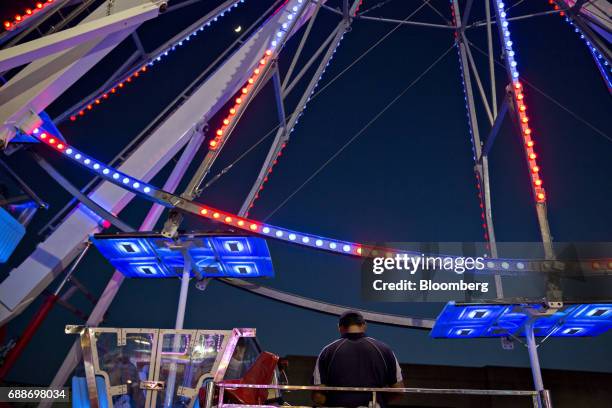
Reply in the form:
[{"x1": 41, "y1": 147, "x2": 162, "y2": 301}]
[{"x1": 338, "y1": 310, "x2": 366, "y2": 328}]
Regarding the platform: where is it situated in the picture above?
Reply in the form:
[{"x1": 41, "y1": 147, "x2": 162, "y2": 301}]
[
  {"x1": 90, "y1": 232, "x2": 274, "y2": 279},
  {"x1": 431, "y1": 301, "x2": 612, "y2": 338}
]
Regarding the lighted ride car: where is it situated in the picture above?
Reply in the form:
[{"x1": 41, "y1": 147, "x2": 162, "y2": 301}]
[{"x1": 70, "y1": 326, "x2": 281, "y2": 408}]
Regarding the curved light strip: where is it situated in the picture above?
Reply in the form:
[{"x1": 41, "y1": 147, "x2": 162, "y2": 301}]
[
  {"x1": 494, "y1": 2, "x2": 546, "y2": 203},
  {"x1": 3, "y1": 0, "x2": 55, "y2": 31},
  {"x1": 31, "y1": 127, "x2": 612, "y2": 275},
  {"x1": 68, "y1": 0, "x2": 247, "y2": 122}
]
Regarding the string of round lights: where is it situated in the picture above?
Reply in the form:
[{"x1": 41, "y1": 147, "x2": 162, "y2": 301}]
[
  {"x1": 3, "y1": 0, "x2": 55, "y2": 31},
  {"x1": 494, "y1": 1, "x2": 547, "y2": 203},
  {"x1": 449, "y1": 2, "x2": 491, "y2": 247},
  {"x1": 209, "y1": 0, "x2": 310, "y2": 150},
  {"x1": 209, "y1": 49, "x2": 274, "y2": 150},
  {"x1": 546, "y1": 1, "x2": 612, "y2": 91},
  {"x1": 67, "y1": 0, "x2": 247, "y2": 122},
  {"x1": 30, "y1": 125, "x2": 606, "y2": 274}
]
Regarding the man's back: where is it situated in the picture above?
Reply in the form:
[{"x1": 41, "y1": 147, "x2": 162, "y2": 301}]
[{"x1": 313, "y1": 332, "x2": 402, "y2": 407}]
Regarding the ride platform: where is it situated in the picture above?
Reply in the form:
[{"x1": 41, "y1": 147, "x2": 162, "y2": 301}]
[{"x1": 90, "y1": 231, "x2": 274, "y2": 279}]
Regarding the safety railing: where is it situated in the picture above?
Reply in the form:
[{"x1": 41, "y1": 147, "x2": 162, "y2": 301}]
[{"x1": 204, "y1": 382, "x2": 552, "y2": 408}]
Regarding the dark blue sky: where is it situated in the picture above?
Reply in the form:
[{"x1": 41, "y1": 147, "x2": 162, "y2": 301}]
[{"x1": 1, "y1": 0, "x2": 611, "y2": 384}]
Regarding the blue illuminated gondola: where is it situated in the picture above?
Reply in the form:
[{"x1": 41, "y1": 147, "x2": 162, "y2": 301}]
[
  {"x1": 431, "y1": 301, "x2": 612, "y2": 338},
  {"x1": 90, "y1": 232, "x2": 274, "y2": 279}
]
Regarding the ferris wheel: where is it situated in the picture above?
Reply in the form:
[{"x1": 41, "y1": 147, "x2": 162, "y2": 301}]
[{"x1": 0, "y1": 0, "x2": 610, "y2": 404}]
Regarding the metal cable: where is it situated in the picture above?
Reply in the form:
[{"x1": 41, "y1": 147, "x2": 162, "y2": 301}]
[
  {"x1": 466, "y1": 40, "x2": 612, "y2": 143},
  {"x1": 359, "y1": 0, "x2": 396, "y2": 16},
  {"x1": 203, "y1": 1, "x2": 435, "y2": 188},
  {"x1": 424, "y1": 0, "x2": 452, "y2": 25},
  {"x1": 262, "y1": 43, "x2": 456, "y2": 221},
  {"x1": 314, "y1": 0, "x2": 434, "y2": 98}
]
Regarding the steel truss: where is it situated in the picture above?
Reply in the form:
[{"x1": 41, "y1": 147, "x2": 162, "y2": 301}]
[
  {"x1": 451, "y1": 0, "x2": 503, "y2": 297},
  {"x1": 0, "y1": 0, "x2": 317, "y2": 327},
  {"x1": 0, "y1": 0, "x2": 169, "y2": 148},
  {"x1": 0, "y1": 0, "x2": 607, "y2": 400}
]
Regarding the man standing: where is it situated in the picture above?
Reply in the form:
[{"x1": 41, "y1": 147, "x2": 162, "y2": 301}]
[{"x1": 312, "y1": 311, "x2": 404, "y2": 407}]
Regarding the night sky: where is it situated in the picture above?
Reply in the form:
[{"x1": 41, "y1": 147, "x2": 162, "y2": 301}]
[{"x1": 1, "y1": 0, "x2": 611, "y2": 385}]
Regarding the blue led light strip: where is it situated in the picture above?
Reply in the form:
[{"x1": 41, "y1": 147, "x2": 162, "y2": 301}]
[
  {"x1": 29, "y1": 127, "x2": 612, "y2": 275},
  {"x1": 562, "y1": 17, "x2": 612, "y2": 91},
  {"x1": 547, "y1": 1, "x2": 611, "y2": 91},
  {"x1": 67, "y1": 0, "x2": 247, "y2": 122}
]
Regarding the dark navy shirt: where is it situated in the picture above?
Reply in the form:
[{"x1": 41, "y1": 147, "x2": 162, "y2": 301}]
[{"x1": 313, "y1": 333, "x2": 403, "y2": 407}]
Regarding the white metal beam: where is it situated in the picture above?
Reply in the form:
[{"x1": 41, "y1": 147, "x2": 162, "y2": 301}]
[
  {"x1": 0, "y1": 3, "x2": 160, "y2": 72},
  {"x1": 0, "y1": 0, "x2": 159, "y2": 146}
]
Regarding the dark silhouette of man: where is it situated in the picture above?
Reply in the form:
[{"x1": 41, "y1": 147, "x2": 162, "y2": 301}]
[{"x1": 312, "y1": 311, "x2": 403, "y2": 407}]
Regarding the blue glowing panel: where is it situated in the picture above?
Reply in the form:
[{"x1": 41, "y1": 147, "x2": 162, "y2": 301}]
[
  {"x1": 0, "y1": 207, "x2": 25, "y2": 263},
  {"x1": 90, "y1": 233, "x2": 274, "y2": 279},
  {"x1": 431, "y1": 302, "x2": 612, "y2": 338}
]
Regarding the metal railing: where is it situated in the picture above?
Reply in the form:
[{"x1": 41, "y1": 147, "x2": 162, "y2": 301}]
[{"x1": 205, "y1": 382, "x2": 552, "y2": 408}]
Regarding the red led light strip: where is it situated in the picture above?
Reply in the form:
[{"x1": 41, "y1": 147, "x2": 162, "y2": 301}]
[
  {"x1": 474, "y1": 172, "x2": 491, "y2": 250},
  {"x1": 512, "y1": 81, "x2": 546, "y2": 203},
  {"x1": 244, "y1": 141, "x2": 286, "y2": 217},
  {"x1": 547, "y1": 0, "x2": 566, "y2": 17},
  {"x1": 69, "y1": 65, "x2": 148, "y2": 121},
  {"x1": 3, "y1": 0, "x2": 55, "y2": 31},
  {"x1": 209, "y1": 50, "x2": 273, "y2": 150}
]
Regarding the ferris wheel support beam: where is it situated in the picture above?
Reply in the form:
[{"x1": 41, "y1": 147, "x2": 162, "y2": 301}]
[
  {"x1": 282, "y1": 24, "x2": 343, "y2": 97},
  {"x1": 461, "y1": 0, "x2": 475, "y2": 28},
  {"x1": 351, "y1": 15, "x2": 455, "y2": 30},
  {"x1": 272, "y1": 68, "x2": 287, "y2": 127},
  {"x1": 566, "y1": 7, "x2": 612, "y2": 62},
  {"x1": 282, "y1": 0, "x2": 322, "y2": 93},
  {"x1": 162, "y1": 0, "x2": 315, "y2": 237},
  {"x1": 239, "y1": 12, "x2": 354, "y2": 217},
  {"x1": 221, "y1": 278, "x2": 435, "y2": 329},
  {"x1": 463, "y1": 32, "x2": 494, "y2": 125},
  {"x1": 31, "y1": 153, "x2": 136, "y2": 233},
  {"x1": 553, "y1": 0, "x2": 612, "y2": 92},
  {"x1": 0, "y1": 3, "x2": 159, "y2": 78},
  {"x1": 160, "y1": 68, "x2": 279, "y2": 237},
  {"x1": 484, "y1": 0, "x2": 497, "y2": 117},
  {"x1": 0, "y1": 0, "x2": 322, "y2": 327},
  {"x1": 451, "y1": 0, "x2": 502, "y2": 298},
  {"x1": 492, "y1": 1, "x2": 555, "y2": 266},
  {"x1": 0, "y1": 0, "x2": 164, "y2": 147},
  {"x1": 480, "y1": 98, "x2": 509, "y2": 159}
]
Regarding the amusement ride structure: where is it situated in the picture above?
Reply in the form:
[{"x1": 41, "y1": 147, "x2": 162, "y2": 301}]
[{"x1": 0, "y1": 0, "x2": 610, "y2": 407}]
